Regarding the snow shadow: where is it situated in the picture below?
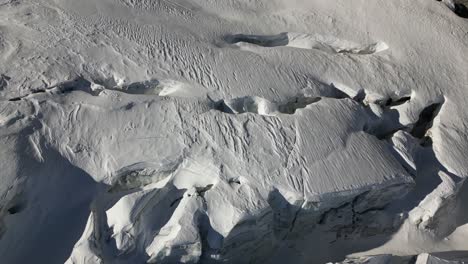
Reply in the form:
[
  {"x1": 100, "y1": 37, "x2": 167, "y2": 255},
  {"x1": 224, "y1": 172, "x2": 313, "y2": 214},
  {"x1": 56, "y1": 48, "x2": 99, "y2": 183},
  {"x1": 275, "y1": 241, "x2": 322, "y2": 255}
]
[{"x1": 0, "y1": 122, "x2": 103, "y2": 264}]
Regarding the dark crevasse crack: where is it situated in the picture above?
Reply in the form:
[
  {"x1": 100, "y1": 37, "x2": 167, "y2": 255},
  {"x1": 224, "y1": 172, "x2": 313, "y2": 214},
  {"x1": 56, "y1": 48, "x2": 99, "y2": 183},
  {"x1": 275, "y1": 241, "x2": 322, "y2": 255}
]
[
  {"x1": 210, "y1": 81, "x2": 367, "y2": 117},
  {"x1": 224, "y1": 33, "x2": 289, "y2": 48},
  {"x1": 7, "y1": 203, "x2": 26, "y2": 214},
  {"x1": 410, "y1": 102, "x2": 443, "y2": 140},
  {"x1": 195, "y1": 184, "x2": 214, "y2": 198},
  {"x1": 454, "y1": 2, "x2": 468, "y2": 17},
  {"x1": 228, "y1": 178, "x2": 241, "y2": 186},
  {"x1": 385, "y1": 96, "x2": 411, "y2": 107},
  {"x1": 211, "y1": 84, "x2": 440, "y2": 151},
  {"x1": 5, "y1": 76, "x2": 166, "y2": 102},
  {"x1": 371, "y1": 99, "x2": 443, "y2": 145},
  {"x1": 7, "y1": 97, "x2": 21, "y2": 102},
  {"x1": 6, "y1": 77, "x2": 93, "y2": 101},
  {"x1": 329, "y1": 82, "x2": 413, "y2": 109},
  {"x1": 4, "y1": 193, "x2": 28, "y2": 216},
  {"x1": 346, "y1": 87, "x2": 444, "y2": 147},
  {"x1": 437, "y1": 0, "x2": 468, "y2": 18},
  {"x1": 223, "y1": 32, "x2": 389, "y2": 55}
]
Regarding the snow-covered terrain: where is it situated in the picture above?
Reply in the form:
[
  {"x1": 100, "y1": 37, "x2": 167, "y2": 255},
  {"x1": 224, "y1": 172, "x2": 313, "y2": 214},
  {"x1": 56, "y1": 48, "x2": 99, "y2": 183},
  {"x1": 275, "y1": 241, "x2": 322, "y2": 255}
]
[{"x1": 0, "y1": 0, "x2": 467, "y2": 263}]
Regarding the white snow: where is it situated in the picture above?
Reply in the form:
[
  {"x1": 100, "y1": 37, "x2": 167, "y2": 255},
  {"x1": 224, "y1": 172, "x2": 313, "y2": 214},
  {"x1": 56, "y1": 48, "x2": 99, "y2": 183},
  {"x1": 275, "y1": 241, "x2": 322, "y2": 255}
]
[{"x1": 0, "y1": 0, "x2": 467, "y2": 263}]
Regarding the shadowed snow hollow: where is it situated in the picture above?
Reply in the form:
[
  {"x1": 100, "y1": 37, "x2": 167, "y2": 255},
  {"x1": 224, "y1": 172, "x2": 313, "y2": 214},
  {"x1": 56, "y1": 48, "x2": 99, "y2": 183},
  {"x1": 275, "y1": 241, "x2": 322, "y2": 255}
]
[{"x1": 0, "y1": 0, "x2": 468, "y2": 263}]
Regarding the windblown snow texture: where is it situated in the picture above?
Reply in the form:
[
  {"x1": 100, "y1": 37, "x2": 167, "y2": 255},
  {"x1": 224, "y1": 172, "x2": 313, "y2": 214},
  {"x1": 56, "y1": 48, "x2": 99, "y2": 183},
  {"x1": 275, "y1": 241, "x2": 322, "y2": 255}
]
[{"x1": 0, "y1": 0, "x2": 467, "y2": 263}]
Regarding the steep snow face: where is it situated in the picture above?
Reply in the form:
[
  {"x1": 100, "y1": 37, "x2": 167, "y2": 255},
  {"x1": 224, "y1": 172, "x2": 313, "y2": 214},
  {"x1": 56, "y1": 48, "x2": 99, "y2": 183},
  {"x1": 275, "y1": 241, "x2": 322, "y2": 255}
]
[
  {"x1": 0, "y1": 0, "x2": 467, "y2": 263},
  {"x1": 0, "y1": 89, "x2": 414, "y2": 263}
]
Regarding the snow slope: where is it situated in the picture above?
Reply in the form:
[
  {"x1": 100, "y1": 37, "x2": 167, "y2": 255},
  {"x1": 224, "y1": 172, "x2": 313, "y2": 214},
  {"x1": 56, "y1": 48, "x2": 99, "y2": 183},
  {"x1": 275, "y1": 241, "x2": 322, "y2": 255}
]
[{"x1": 0, "y1": 0, "x2": 467, "y2": 263}]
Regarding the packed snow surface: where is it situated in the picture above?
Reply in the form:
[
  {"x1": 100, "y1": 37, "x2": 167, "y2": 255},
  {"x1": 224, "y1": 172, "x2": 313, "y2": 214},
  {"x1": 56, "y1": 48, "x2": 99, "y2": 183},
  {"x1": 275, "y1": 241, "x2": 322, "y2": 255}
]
[{"x1": 0, "y1": 0, "x2": 467, "y2": 263}]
